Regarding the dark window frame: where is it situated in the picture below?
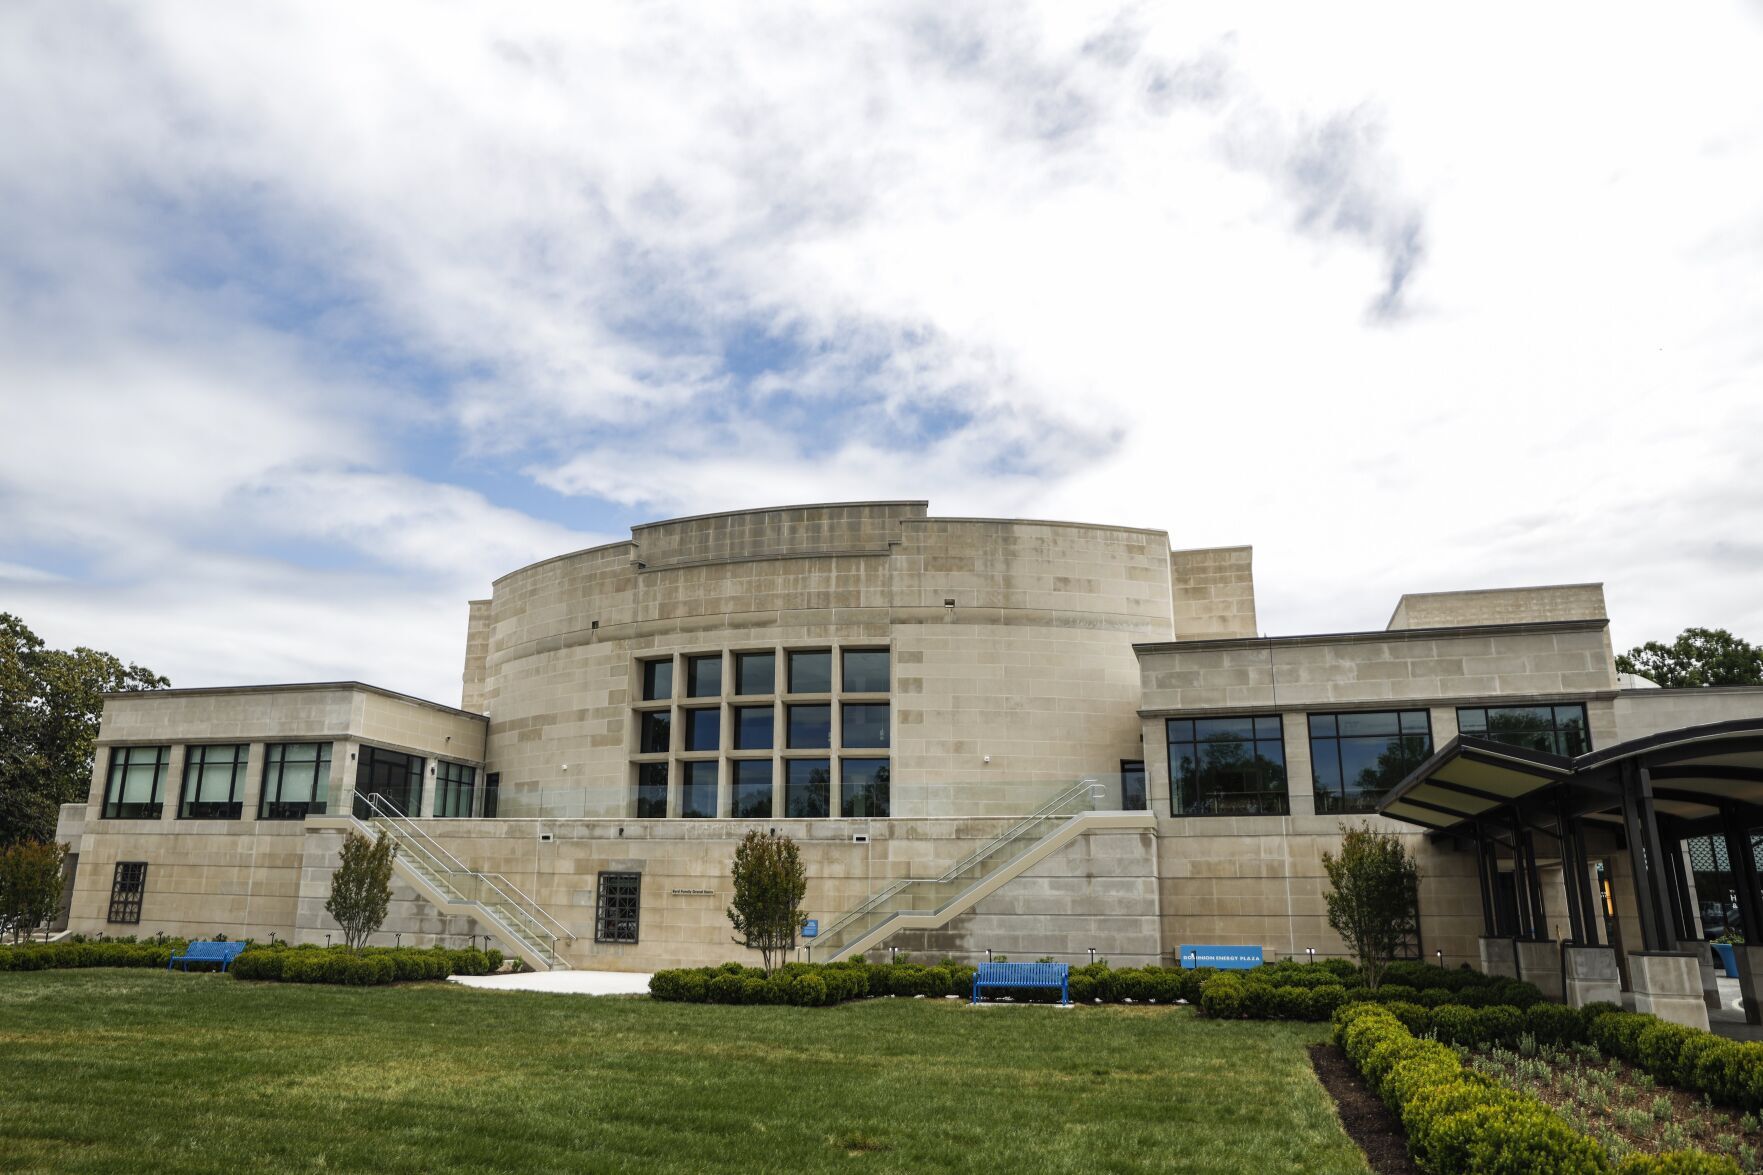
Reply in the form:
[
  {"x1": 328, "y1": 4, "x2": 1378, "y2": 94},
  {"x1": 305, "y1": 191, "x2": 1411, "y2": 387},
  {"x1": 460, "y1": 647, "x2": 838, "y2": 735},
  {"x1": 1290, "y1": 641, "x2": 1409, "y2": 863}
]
[
  {"x1": 1308, "y1": 709, "x2": 1434, "y2": 815},
  {"x1": 637, "y1": 709, "x2": 673, "y2": 754},
  {"x1": 840, "y1": 758, "x2": 891, "y2": 818},
  {"x1": 354, "y1": 745, "x2": 424, "y2": 819},
  {"x1": 434, "y1": 760, "x2": 477, "y2": 818},
  {"x1": 483, "y1": 772, "x2": 501, "y2": 818},
  {"x1": 840, "y1": 702, "x2": 890, "y2": 749},
  {"x1": 108, "y1": 861, "x2": 147, "y2": 924},
  {"x1": 260, "y1": 742, "x2": 333, "y2": 820},
  {"x1": 787, "y1": 703, "x2": 831, "y2": 749},
  {"x1": 641, "y1": 658, "x2": 674, "y2": 701},
  {"x1": 732, "y1": 704, "x2": 774, "y2": 750},
  {"x1": 730, "y1": 759, "x2": 773, "y2": 819},
  {"x1": 102, "y1": 745, "x2": 170, "y2": 820},
  {"x1": 635, "y1": 762, "x2": 668, "y2": 818},
  {"x1": 786, "y1": 758, "x2": 832, "y2": 818},
  {"x1": 1120, "y1": 759, "x2": 1147, "y2": 812},
  {"x1": 841, "y1": 648, "x2": 891, "y2": 693},
  {"x1": 683, "y1": 706, "x2": 722, "y2": 752},
  {"x1": 1166, "y1": 714, "x2": 1290, "y2": 817},
  {"x1": 1457, "y1": 703, "x2": 1592, "y2": 758},
  {"x1": 680, "y1": 761, "x2": 717, "y2": 819},
  {"x1": 595, "y1": 871, "x2": 641, "y2": 944},
  {"x1": 179, "y1": 743, "x2": 248, "y2": 820},
  {"x1": 787, "y1": 649, "x2": 833, "y2": 695},
  {"x1": 686, "y1": 654, "x2": 723, "y2": 699},
  {"x1": 734, "y1": 651, "x2": 776, "y2": 697}
]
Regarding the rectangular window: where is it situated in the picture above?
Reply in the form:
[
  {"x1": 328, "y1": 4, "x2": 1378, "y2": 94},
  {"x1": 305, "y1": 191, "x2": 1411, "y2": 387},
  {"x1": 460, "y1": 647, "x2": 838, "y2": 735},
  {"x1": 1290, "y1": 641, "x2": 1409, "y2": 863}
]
[
  {"x1": 735, "y1": 651, "x2": 775, "y2": 696},
  {"x1": 179, "y1": 743, "x2": 248, "y2": 819},
  {"x1": 788, "y1": 650, "x2": 831, "y2": 694},
  {"x1": 103, "y1": 746, "x2": 170, "y2": 820},
  {"x1": 680, "y1": 761, "x2": 717, "y2": 819},
  {"x1": 733, "y1": 705, "x2": 773, "y2": 750},
  {"x1": 641, "y1": 659, "x2": 673, "y2": 701},
  {"x1": 261, "y1": 742, "x2": 333, "y2": 819},
  {"x1": 841, "y1": 703, "x2": 890, "y2": 749},
  {"x1": 841, "y1": 758, "x2": 890, "y2": 818},
  {"x1": 787, "y1": 703, "x2": 831, "y2": 749},
  {"x1": 731, "y1": 760, "x2": 773, "y2": 819},
  {"x1": 483, "y1": 772, "x2": 500, "y2": 818},
  {"x1": 355, "y1": 745, "x2": 423, "y2": 819},
  {"x1": 1167, "y1": 715, "x2": 1289, "y2": 817},
  {"x1": 1121, "y1": 760, "x2": 1147, "y2": 811},
  {"x1": 638, "y1": 710, "x2": 672, "y2": 754},
  {"x1": 107, "y1": 861, "x2": 147, "y2": 924},
  {"x1": 684, "y1": 707, "x2": 721, "y2": 752},
  {"x1": 1309, "y1": 710, "x2": 1433, "y2": 815},
  {"x1": 595, "y1": 872, "x2": 640, "y2": 944},
  {"x1": 434, "y1": 760, "x2": 477, "y2": 818},
  {"x1": 635, "y1": 763, "x2": 668, "y2": 818},
  {"x1": 842, "y1": 649, "x2": 890, "y2": 693},
  {"x1": 1458, "y1": 703, "x2": 1591, "y2": 758},
  {"x1": 686, "y1": 654, "x2": 723, "y2": 698},
  {"x1": 787, "y1": 759, "x2": 831, "y2": 818}
]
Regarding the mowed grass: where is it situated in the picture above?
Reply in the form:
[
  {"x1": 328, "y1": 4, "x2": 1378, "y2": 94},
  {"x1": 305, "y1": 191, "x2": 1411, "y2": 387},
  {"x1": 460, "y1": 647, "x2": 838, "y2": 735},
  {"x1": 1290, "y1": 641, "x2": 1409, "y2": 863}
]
[{"x1": 0, "y1": 971, "x2": 1367, "y2": 1175}]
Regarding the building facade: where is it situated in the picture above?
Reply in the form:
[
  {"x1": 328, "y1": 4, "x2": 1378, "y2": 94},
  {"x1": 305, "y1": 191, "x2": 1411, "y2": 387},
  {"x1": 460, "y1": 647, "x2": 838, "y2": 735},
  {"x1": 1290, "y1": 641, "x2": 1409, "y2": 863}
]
[{"x1": 54, "y1": 502, "x2": 1763, "y2": 984}]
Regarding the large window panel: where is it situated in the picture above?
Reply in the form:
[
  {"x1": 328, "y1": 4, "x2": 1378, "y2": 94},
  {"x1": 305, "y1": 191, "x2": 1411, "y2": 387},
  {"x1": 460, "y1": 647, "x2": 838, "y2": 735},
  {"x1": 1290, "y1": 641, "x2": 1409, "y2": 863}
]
[
  {"x1": 108, "y1": 862, "x2": 147, "y2": 924},
  {"x1": 1167, "y1": 715, "x2": 1289, "y2": 817},
  {"x1": 635, "y1": 763, "x2": 668, "y2": 818},
  {"x1": 841, "y1": 703, "x2": 890, "y2": 749},
  {"x1": 731, "y1": 760, "x2": 773, "y2": 819},
  {"x1": 788, "y1": 650, "x2": 832, "y2": 694},
  {"x1": 735, "y1": 651, "x2": 775, "y2": 696},
  {"x1": 733, "y1": 705, "x2": 773, "y2": 750},
  {"x1": 680, "y1": 761, "x2": 717, "y2": 819},
  {"x1": 595, "y1": 872, "x2": 641, "y2": 944},
  {"x1": 180, "y1": 743, "x2": 248, "y2": 819},
  {"x1": 641, "y1": 659, "x2": 674, "y2": 701},
  {"x1": 1458, "y1": 703, "x2": 1591, "y2": 758},
  {"x1": 841, "y1": 759, "x2": 890, "y2": 818},
  {"x1": 788, "y1": 704, "x2": 831, "y2": 749},
  {"x1": 1309, "y1": 711, "x2": 1433, "y2": 814},
  {"x1": 684, "y1": 707, "x2": 721, "y2": 752},
  {"x1": 787, "y1": 759, "x2": 831, "y2": 818},
  {"x1": 261, "y1": 742, "x2": 332, "y2": 819},
  {"x1": 687, "y1": 654, "x2": 723, "y2": 698},
  {"x1": 434, "y1": 760, "x2": 477, "y2": 818},
  {"x1": 842, "y1": 649, "x2": 890, "y2": 693},
  {"x1": 638, "y1": 710, "x2": 672, "y2": 754},
  {"x1": 103, "y1": 745, "x2": 169, "y2": 820},
  {"x1": 355, "y1": 745, "x2": 423, "y2": 818}
]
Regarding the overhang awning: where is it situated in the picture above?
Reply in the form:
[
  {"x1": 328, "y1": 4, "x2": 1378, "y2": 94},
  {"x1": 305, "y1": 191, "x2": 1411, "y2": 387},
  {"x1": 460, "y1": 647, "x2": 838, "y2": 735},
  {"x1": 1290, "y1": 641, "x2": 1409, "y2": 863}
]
[{"x1": 1379, "y1": 736, "x2": 1574, "y2": 832}]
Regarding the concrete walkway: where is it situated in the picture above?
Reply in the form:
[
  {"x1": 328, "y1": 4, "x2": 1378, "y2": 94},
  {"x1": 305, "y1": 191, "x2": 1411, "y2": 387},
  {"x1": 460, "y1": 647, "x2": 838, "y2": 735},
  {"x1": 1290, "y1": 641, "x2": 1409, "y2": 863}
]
[{"x1": 447, "y1": 970, "x2": 653, "y2": 996}]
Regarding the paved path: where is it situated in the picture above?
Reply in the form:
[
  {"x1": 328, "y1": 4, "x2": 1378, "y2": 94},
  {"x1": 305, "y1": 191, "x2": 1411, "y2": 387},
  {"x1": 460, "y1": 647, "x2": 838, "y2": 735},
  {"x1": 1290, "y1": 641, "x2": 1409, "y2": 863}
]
[{"x1": 447, "y1": 970, "x2": 653, "y2": 996}]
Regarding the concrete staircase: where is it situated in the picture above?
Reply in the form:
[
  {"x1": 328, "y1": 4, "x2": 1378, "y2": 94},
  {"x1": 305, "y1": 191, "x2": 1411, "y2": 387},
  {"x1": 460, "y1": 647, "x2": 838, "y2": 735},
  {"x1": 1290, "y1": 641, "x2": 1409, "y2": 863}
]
[{"x1": 806, "y1": 778, "x2": 1155, "y2": 962}]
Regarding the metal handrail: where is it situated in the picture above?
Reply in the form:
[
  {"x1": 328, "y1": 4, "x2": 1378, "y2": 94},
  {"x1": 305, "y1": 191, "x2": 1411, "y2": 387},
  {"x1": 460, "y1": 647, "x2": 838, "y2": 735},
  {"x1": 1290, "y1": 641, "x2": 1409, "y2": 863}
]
[
  {"x1": 811, "y1": 777, "x2": 1102, "y2": 949},
  {"x1": 478, "y1": 871, "x2": 575, "y2": 943}
]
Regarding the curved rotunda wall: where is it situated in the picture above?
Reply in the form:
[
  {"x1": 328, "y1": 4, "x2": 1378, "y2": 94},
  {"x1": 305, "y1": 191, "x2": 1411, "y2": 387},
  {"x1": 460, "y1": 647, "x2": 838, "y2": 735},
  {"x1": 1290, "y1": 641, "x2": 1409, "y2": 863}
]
[{"x1": 473, "y1": 502, "x2": 1176, "y2": 821}]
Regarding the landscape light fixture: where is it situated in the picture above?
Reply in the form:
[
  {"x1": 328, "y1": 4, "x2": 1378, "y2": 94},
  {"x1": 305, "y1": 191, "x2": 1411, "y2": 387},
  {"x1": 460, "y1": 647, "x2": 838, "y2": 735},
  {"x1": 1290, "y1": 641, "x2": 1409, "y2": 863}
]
[
  {"x1": 987, "y1": 949, "x2": 993, "y2": 963},
  {"x1": 395, "y1": 933, "x2": 402, "y2": 948},
  {"x1": 1088, "y1": 948, "x2": 1097, "y2": 964},
  {"x1": 1436, "y1": 949, "x2": 1444, "y2": 966},
  {"x1": 1305, "y1": 947, "x2": 1316, "y2": 964},
  {"x1": 326, "y1": 934, "x2": 331, "y2": 947}
]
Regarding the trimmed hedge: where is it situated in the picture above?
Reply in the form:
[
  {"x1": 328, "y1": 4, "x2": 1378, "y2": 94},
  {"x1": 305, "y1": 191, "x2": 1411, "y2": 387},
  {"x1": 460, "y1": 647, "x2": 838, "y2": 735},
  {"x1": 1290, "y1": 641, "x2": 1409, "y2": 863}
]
[
  {"x1": 230, "y1": 944, "x2": 502, "y2": 986},
  {"x1": 1578, "y1": 1004, "x2": 1763, "y2": 1115},
  {"x1": 1334, "y1": 1003, "x2": 1739, "y2": 1174},
  {"x1": 649, "y1": 960, "x2": 1223, "y2": 1007},
  {"x1": 0, "y1": 939, "x2": 186, "y2": 971}
]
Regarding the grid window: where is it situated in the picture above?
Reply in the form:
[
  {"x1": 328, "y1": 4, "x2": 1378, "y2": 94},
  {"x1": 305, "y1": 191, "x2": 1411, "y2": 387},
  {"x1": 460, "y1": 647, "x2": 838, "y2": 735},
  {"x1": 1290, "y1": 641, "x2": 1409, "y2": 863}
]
[
  {"x1": 787, "y1": 704, "x2": 831, "y2": 749},
  {"x1": 788, "y1": 650, "x2": 832, "y2": 694},
  {"x1": 787, "y1": 759, "x2": 831, "y2": 818},
  {"x1": 842, "y1": 649, "x2": 890, "y2": 693},
  {"x1": 635, "y1": 763, "x2": 668, "y2": 818},
  {"x1": 355, "y1": 746, "x2": 423, "y2": 818},
  {"x1": 841, "y1": 703, "x2": 890, "y2": 749},
  {"x1": 735, "y1": 651, "x2": 776, "y2": 696},
  {"x1": 108, "y1": 861, "x2": 148, "y2": 924},
  {"x1": 681, "y1": 761, "x2": 717, "y2": 819},
  {"x1": 103, "y1": 746, "x2": 170, "y2": 820},
  {"x1": 595, "y1": 872, "x2": 640, "y2": 944},
  {"x1": 261, "y1": 742, "x2": 333, "y2": 819},
  {"x1": 684, "y1": 707, "x2": 721, "y2": 752},
  {"x1": 1458, "y1": 704, "x2": 1591, "y2": 758},
  {"x1": 731, "y1": 760, "x2": 773, "y2": 818},
  {"x1": 638, "y1": 710, "x2": 672, "y2": 754},
  {"x1": 179, "y1": 744, "x2": 248, "y2": 819},
  {"x1": 1309, "y1": 711, "x2": 1433, "y2": 815},
  {"x1": 1167, "y1": 716, "x2": 1289, "y2": 817},
  {"x1": 434, "y1": 760, "x2": 477, "y2": 818},
  {"x1": 687, "y1": 654, "x2": 723, "y2": 698},
  {"x1": 841, "y1": 759, "x2": 890, "y2": 818},
  {"x1": 733, "y1": 705, "x2": 773, "y2": 750},
  {"x1": 641, "y1": 659, "x2": 674, "y2": 701}
]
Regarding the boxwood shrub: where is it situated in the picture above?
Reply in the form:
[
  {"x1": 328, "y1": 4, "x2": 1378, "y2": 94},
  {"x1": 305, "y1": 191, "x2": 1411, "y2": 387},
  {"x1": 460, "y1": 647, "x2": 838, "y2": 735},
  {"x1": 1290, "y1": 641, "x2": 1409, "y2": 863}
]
[
  {"x1": 0, "y1": 939, "x2": 186, "y2": 971},
  {"x1": 229, "y1": 944, "x2": 500, "y2": 986}
]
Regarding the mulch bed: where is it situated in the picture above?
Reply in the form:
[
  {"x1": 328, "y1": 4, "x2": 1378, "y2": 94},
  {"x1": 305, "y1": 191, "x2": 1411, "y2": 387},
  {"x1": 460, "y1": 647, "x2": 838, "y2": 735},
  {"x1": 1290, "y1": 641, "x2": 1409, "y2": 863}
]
[{"x1": 1309, "y1": 1043, "x2": 1420, "y2": 1175}]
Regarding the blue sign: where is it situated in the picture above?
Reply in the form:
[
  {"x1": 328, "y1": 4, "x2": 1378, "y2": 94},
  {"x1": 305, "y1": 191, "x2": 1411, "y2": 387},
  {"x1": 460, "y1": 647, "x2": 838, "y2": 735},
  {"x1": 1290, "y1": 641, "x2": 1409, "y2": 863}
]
[
  {"x1": 1178, "y1": 944, "x2": 1263, "y2": 970},
  {"x1": 802, "y1": 919, "x2": 819, "y2": 938}
]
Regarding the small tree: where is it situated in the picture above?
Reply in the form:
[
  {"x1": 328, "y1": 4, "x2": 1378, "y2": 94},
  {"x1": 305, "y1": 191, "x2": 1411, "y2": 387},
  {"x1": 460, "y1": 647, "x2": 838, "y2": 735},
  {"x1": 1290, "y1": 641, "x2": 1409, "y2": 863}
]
[
  {"x1": 1322, "y1": 821, "x2": 1419, "y2": 991},
  {"x1": 325, "y1": 830, "x2": 394, "y2": 949},
  {"x1": 0, "y1": 840, "x2": 69, "y2": 943},
  {"x1": 1617, "y1": 627, "x2": 1763, "y2": 688},
  {"x1": 727, "y1": 829, "x2": 807, "y2": 975}
]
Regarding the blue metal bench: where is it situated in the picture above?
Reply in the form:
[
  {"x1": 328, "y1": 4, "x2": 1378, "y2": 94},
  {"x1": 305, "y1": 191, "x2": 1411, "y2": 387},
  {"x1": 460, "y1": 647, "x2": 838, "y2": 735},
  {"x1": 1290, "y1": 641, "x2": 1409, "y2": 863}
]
[
  {"x1": 971, "y1": 961, "x2": 1070, "y2": 1006},
  {"x1": 168, "y1": 941, "x2": 247, "y2": 972}
]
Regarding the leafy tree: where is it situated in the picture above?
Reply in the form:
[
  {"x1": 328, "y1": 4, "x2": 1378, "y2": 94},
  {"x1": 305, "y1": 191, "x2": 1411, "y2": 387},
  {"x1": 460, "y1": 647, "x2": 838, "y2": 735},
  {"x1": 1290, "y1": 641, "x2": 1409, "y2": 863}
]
[
  {"x1": 1617, "y1": 627, "x2": 1763, "y2": 689},
  {"x1": 726, "y1": 829, "x2": 807, "y2": 975},
  {"x1": 1, "y1": 613, "x2": 169, "y2": 845},
  {"x1": 0, "y1": 840, "x2": 69, "y2": 942},
  {"x1": 325, "y1": 830, "x2": 394, "y2": 949},
  {"x1": 1321, "y1": 822, "x2": 1419, "y2": 991}
]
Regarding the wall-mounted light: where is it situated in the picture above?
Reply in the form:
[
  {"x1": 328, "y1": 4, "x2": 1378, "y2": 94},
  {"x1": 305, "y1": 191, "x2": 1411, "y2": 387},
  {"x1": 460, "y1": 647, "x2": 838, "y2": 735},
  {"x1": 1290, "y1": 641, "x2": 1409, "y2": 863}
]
[{"x1": 943, "y1": 598, "x2": 956, "y2": 609}]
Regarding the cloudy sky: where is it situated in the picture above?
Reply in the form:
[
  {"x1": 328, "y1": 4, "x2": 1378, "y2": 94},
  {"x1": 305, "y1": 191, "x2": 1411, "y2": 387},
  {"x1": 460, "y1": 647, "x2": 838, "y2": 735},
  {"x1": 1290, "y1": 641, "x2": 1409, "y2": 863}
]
[{"x1": 2, "y1": 2, "x2": 1761, "y2": 705}]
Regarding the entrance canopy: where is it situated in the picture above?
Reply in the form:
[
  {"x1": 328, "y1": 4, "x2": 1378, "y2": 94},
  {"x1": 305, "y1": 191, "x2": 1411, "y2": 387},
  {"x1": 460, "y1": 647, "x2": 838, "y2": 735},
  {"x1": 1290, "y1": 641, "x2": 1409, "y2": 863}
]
[{"x1": 1379, "y1": 718, "x2": 1763, "y2": 963}]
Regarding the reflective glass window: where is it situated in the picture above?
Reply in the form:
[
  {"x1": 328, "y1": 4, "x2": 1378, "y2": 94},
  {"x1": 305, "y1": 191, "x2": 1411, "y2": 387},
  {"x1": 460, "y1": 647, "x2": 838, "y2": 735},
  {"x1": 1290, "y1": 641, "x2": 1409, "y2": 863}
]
[
  {"x1": 687, "y1": 655, "x2": 723, "y2": 698},
  {"x1": 180, "y1": 744, "x2": 247, "y2": 819},
  {"x1": 788, "y1": 650, "x2": 832, "y2": 694},
  {"x1": 684, "y1": 708, "x2": 721, "y2": 752},
  {"x1": 1458, "y1": 703, "x2": 1591, "y2": 757},
  {"x1": 733, "y1": 705, "x2": 773, "y2": 750},
  {"x1": 641, "y1": 659, "x2": 673, "y2": 701},
  {"x1": 788, "y1": 704, "x2": 831, "y2": 749},
  {"x1": 635, "y1": 762, "x2": 668, "y2": 818},
  {"x1": 731, "y1": 760, "x2": 773, "y2": 819},
  {"x1": 103, "y1": 745, "x2": 169, "y2": 820},
  {"x1": 841, "y1": 703, "x2": 890, "y2": 749},
  {"x1": 842, "y1": 649, "x2": 890, "y2": 693},
  {"x1": 638, "y1": 711, "x2": 672, "y2": 754},
  {"x1": 262, "y1": 742, "x2": 332, "y2": 819},
  {"x1": 1167, "y1": 715, "x2": 1288, "y2": 816},
  {"x1": 355, "y1": 746, "x2": 423, "y2": 819},
  {"x1": 680, "y1": 761, "x2": 717, "y2": 819},
  {"x1": 434, "y1": 760, "x2": 476, "y2": 818},
  {"x1": 1309, "y1": 710, "x2": 1433, "y2": 814},
  {"x1": 735, "y1": 652, "x2": 776, "y2": 696},
  {"x1": 787, "y1": 759, "x2": 831, "y2": 818},
  {"x1": 841, "y1": 759, "x2": 890, "y2": 818}
]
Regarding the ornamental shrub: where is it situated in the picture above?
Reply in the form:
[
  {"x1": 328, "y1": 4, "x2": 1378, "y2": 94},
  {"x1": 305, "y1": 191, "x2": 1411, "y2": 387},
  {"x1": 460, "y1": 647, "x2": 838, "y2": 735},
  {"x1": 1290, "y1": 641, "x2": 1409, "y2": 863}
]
[
  {"x1": 1200, "y1": 974, "x2": 1245, "y2": 1018},
  {"x1": 707, "y1": 972, "x2": 744, "y2": 1003},
  {"x1": 1418, "y1": 986, "x2": 1454, "y2": 1008},
  {"x1": 1591, "y1": 1011, "x2": 1653, "y2": 1063},
  {"x1": 1307, "y1": 984, "x2": 1347, "y2": 1021},
  {"x1": 1473, "y1": 1005, "x2": 1525, "y2": 1048},
  {"x1": 1270, "y1": 985, "x2": 1308, "y2": 1020},
  {"x1": 1430, "y1": 1004, "x2": 1479, "y2": 1047},
  {"x1": 1239, "y1": 981, "x2": 1274, "y2": 1019},
  {"x1": 1373, "y1": 983, "x2": 1418, "y2": 1005},
  {"x1": 1385, "y1": 1001, "x2": 1432, "y2": 1037},
  {"x1": 1616, "y1": 1152, "x2": 1743, "y2": 1174},
  {"x1": 1579, "y1": 1000, "x2": 1623, "y2": 1034},
  {"x1": 1524, "y1": 1001, "x2": 1585, "y2": 1047}
]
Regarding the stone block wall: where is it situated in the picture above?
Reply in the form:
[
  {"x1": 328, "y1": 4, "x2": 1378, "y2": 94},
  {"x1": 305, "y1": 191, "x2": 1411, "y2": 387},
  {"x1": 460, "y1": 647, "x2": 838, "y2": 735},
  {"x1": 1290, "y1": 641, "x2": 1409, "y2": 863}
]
[{"x1": 1169, "y1": 545, "x2": 1257, "y2": 640}]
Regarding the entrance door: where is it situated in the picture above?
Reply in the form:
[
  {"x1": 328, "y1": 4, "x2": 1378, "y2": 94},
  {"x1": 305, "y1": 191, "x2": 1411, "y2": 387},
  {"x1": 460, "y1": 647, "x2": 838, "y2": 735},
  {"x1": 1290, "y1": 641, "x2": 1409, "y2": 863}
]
[{"x1": 1121, "y1": 760, "x2": 1147, "y2": 811}]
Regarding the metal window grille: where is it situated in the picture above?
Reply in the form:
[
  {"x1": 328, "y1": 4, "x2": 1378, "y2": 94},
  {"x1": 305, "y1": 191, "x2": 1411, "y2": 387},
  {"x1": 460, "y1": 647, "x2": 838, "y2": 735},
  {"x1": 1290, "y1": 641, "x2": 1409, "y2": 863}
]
[
  {"x1": 595, "y1": 872, "x2": 641, "y2": 944},
  {"x1": 108, "y1": 861, "x2": 147, "y2": 924}
]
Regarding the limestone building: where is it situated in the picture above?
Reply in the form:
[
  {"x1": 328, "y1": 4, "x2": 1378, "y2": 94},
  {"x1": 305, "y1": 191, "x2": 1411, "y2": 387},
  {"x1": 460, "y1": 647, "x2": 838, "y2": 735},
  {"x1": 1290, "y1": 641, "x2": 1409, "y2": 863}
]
[{"x1": 53, "y1": 502, "x2": 1763, "y2": 1021}]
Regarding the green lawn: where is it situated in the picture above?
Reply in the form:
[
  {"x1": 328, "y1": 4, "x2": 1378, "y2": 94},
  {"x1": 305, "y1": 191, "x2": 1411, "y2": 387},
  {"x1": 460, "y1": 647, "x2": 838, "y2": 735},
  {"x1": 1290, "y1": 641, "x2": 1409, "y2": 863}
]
[{"x1": 0, "y1": 971, "x2": 1368, "y2": 1174}]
